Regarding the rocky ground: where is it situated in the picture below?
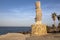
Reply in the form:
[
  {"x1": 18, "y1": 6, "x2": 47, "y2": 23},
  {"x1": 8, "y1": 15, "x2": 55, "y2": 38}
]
[
  {"x1": 26, "y1": 33, "x2": 60, "y2": 40},
  {"x1": 0, "y1": 33, "x2": 30, "y2": 40},
  {"x1": 0, "y1": 33, "x2": 60, "y2": 40}
]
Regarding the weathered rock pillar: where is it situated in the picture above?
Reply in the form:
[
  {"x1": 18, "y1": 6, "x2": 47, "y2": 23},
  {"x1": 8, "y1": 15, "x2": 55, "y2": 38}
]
[{"x1": 31, "y1": 1, "x2": 47, "y2": 36}]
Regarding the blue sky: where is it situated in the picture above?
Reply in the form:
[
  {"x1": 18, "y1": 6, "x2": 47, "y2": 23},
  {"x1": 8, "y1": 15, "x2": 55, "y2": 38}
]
[{"x1": 0, "y1": 0, "x2": 60, "y2": 26}]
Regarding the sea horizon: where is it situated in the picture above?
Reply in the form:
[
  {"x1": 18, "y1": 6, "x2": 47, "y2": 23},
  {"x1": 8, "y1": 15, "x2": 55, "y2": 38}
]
[{"x1": 0, "y1": 26, "x2": 31, "y2": 35}]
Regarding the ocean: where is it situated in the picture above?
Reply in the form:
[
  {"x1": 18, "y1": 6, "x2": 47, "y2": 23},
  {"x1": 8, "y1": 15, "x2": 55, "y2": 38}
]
[{"x1": 0, "y1": 26, "x2": 31, "y2": 35}]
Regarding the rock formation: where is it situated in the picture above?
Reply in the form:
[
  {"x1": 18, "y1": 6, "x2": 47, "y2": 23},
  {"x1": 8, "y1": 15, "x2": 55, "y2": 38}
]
[{"x1": 31, "y1": 1, "x2": 47, "y2": 36}]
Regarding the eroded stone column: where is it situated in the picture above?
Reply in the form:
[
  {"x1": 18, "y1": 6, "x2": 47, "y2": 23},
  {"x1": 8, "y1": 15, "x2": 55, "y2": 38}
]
[{"x1": 31, "y1": 1, "x2": 47, "y2": 36}]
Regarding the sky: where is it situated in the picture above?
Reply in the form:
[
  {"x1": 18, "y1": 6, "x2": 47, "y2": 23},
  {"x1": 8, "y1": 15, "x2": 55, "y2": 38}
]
[{"x1": 0, "y1": 0, "x2": 60, "y2": 26}]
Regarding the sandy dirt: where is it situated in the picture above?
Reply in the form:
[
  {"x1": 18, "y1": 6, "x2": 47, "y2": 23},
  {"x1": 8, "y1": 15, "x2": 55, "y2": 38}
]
[
  {"x1": 0, "y1": 33, "x2": 60, "y2": 40},
  {"x1": 0, "y1": 33, "x2": 30, "y2": 40},
  {"x1": 26, "y1": 33, "x2": 60, "y2": 40}
]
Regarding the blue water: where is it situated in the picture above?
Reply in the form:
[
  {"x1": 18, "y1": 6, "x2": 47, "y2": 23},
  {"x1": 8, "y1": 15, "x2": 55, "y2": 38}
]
[{"x1": 0, "y1": 26, "x2": 31, "y2": 35}]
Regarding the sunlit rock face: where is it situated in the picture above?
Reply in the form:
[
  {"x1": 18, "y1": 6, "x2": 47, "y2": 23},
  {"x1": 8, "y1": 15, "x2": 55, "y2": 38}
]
[
  {"x1": 31, "y1": 24, "x2": 47, "y2": 36},
  {"x1": 31, "y1": 1, "x2": 47, "y2": 36},
  {"x1": 35, "y1": 1, "x2": 42, "y2": 22}
]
